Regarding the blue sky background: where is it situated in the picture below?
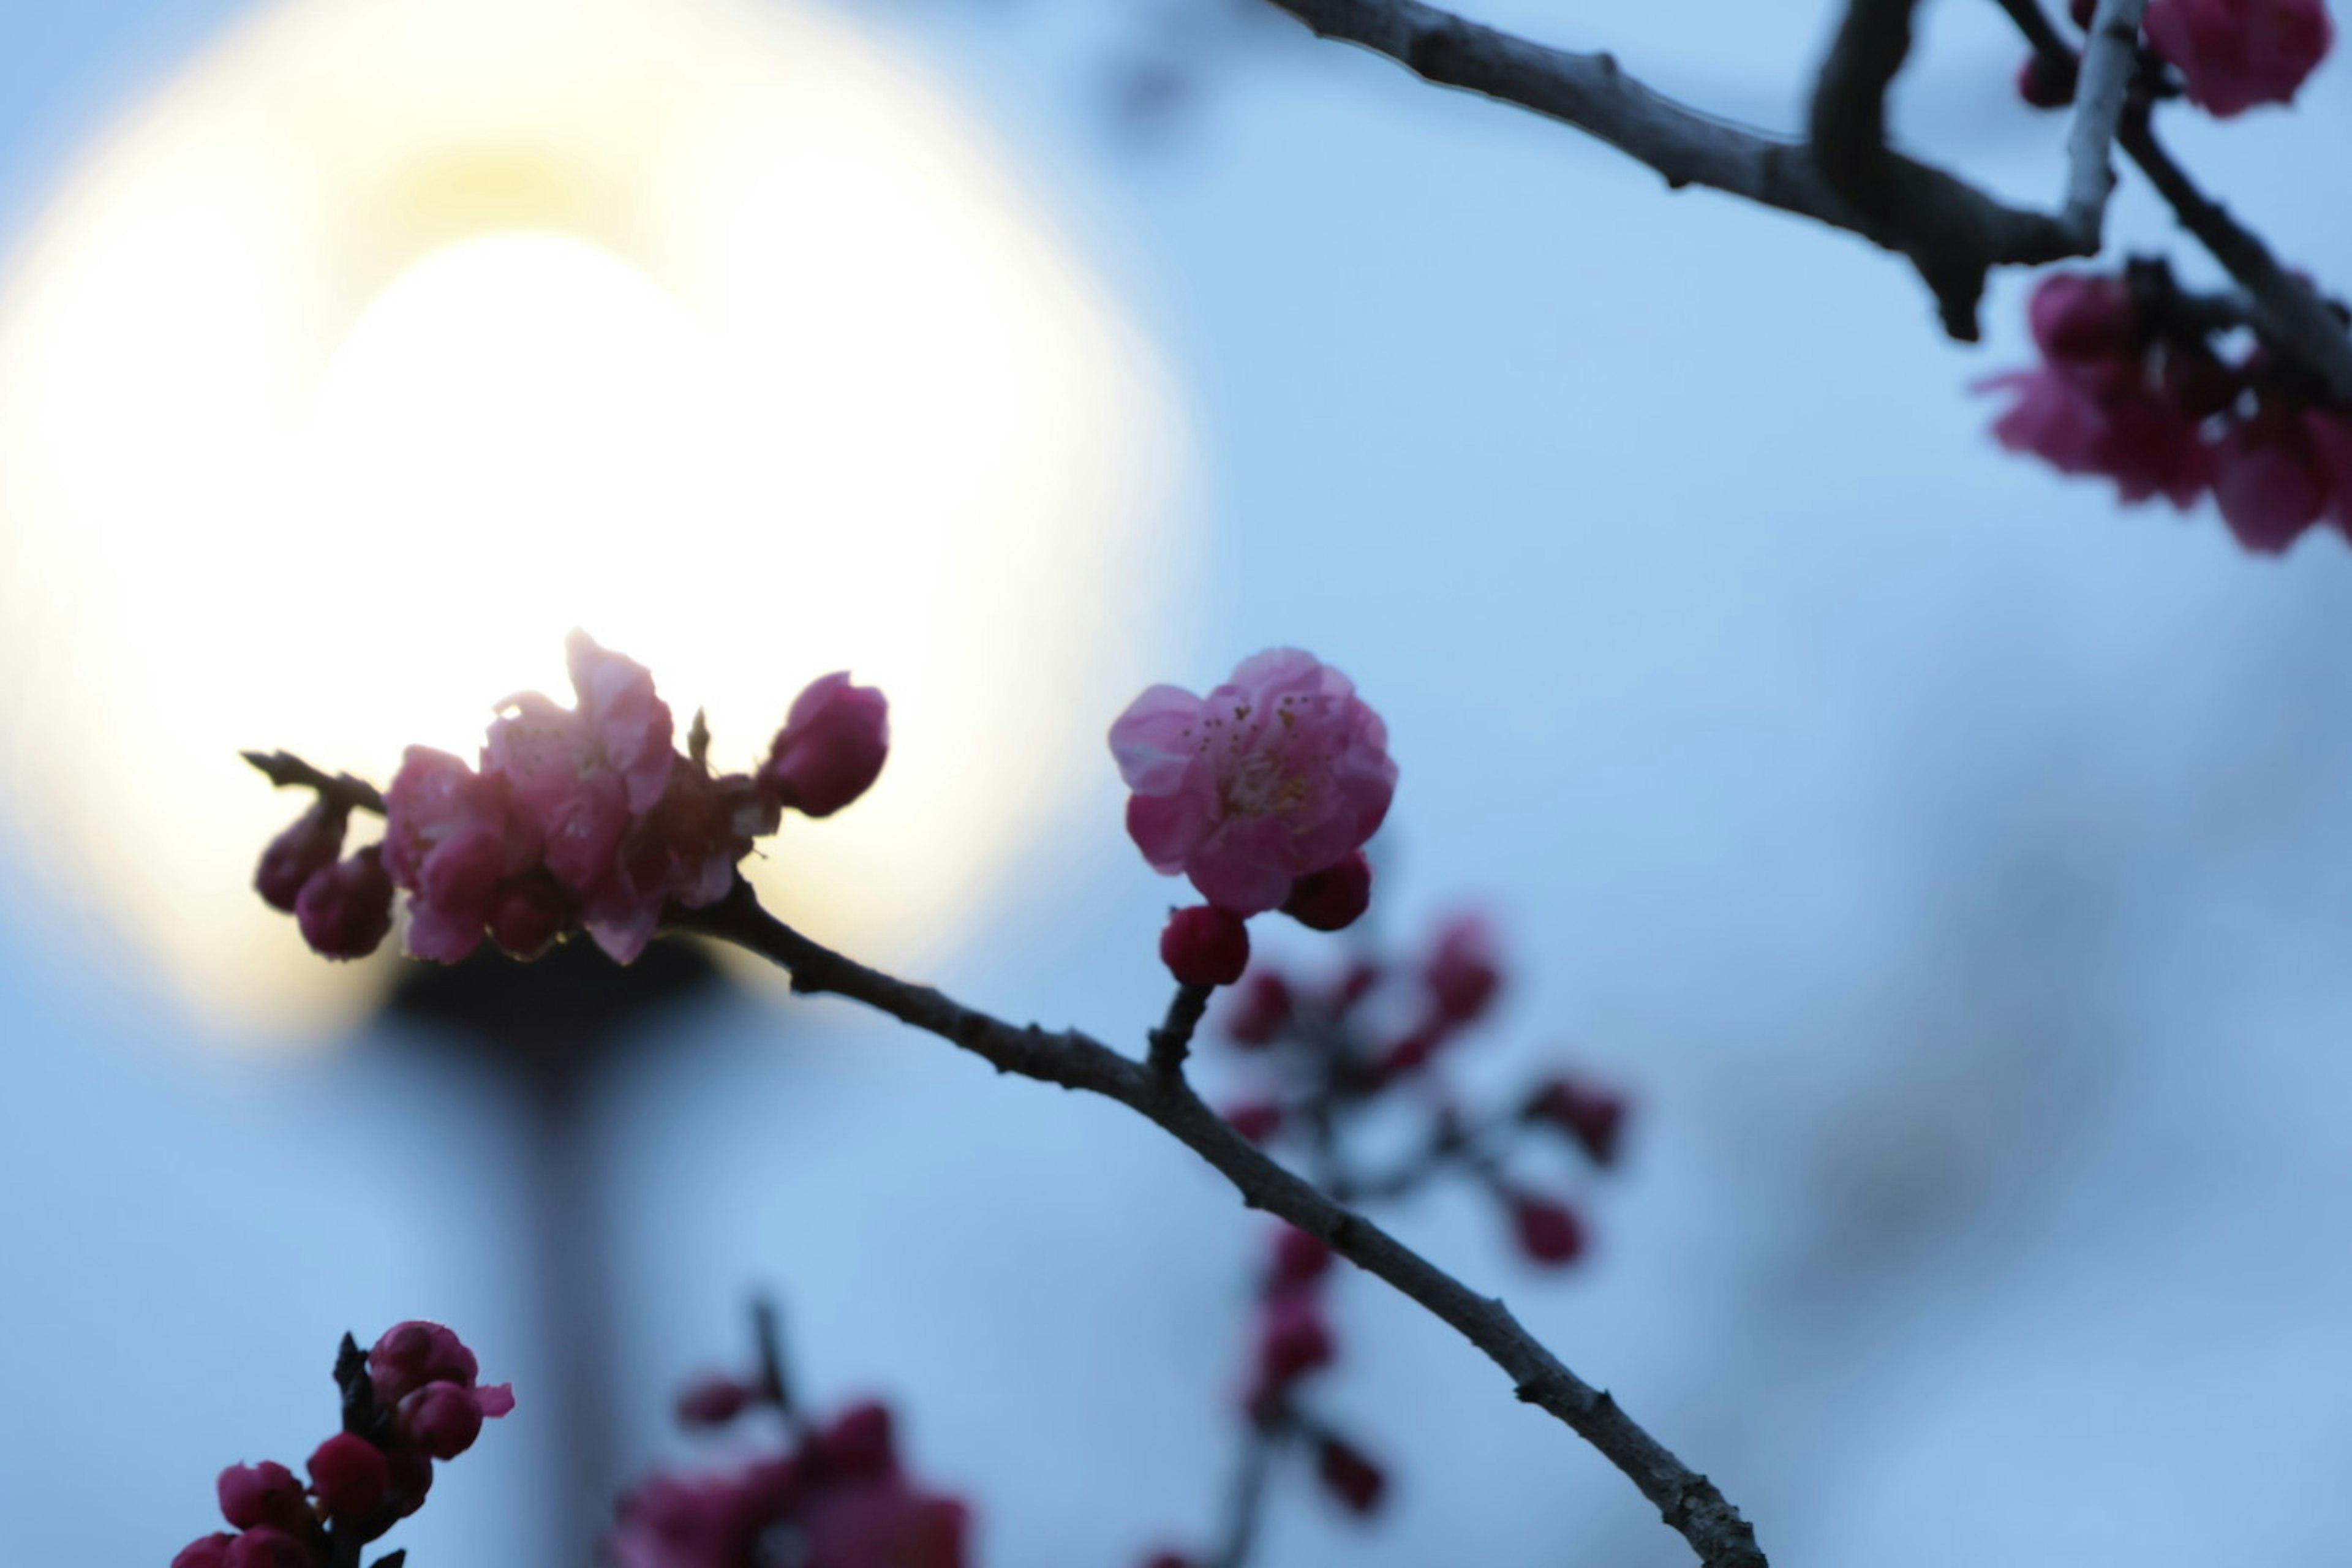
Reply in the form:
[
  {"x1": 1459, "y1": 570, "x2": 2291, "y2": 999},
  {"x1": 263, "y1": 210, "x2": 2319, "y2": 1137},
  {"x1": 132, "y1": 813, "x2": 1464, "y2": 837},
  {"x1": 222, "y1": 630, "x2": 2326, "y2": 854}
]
[{"x1": 3, "y1": 2, "x2": 2351, "y2": 1567}]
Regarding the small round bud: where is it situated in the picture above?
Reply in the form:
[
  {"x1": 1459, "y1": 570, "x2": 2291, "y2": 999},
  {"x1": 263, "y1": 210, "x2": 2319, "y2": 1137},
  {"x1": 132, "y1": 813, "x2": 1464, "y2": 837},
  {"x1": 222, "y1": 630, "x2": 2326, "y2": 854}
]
[
  {"x1": 488, "y1": 869, "x2": 575, "y2": 960},
  {"x1": 255, "y1": 800, "x2": 349, "y2": 913},
  {"x1": 1314, "y1": 1436, "x2": 1388, "y2": 1517},
  {"x1": 761, "y1": 673, "x2": 890, "y2": 818},
  {"x1": 2016, "y1": 49, "x2": 2079, "y2": 107},
  {"x1": 1507, "y1": 1193, "x2": 1588, "y2": 1267},
  {"x1": 398, "y1": 1381, "x2": 486, "y2": 1460},
  {"x1": 172, "y1": 1534, "x2": 236, "y2": 1568},
  {"x1": 293, "y1": 847, "x2": 394, "y2": 960},
  {"x1": 1280, "y1": 851, "x2": 1373, "y2": 932},
  {"x1": 1425, "y1": 914, "x2": 1501, "y2": 1025},
  {"x1": 1160, "y1": 905, "x2": 1250, "y2": 987},
  {"x1": 216, "y1": 1461, "x2": 307, "y2": 1532},
  {"x1": 224, "y1": 1528, "x2": 312, "y2": 1568},
  {"x1": 307, "y1": 1433, "x2": 390, "y2": 1518}
]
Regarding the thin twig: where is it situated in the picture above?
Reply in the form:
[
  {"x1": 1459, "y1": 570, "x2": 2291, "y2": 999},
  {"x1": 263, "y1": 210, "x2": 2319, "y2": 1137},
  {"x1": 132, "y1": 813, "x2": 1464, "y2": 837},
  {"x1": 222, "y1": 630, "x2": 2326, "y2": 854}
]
[
  {"x1": 1256, "y1": 0, "x2": 2081, "y2": 339},
  {"x1": 2116, "y1": 104, "x2": 2352, "y2": 404},
  {"x1": 243, "y1": 750, "x2": 386, "y2": 816},
  {"x1": 1150, "y1": 983, "x2": 1215, "y2": 1076},
  {"x1": 1212, "y1": 1416, "x2": 1287, "y2": 1568},
  {"x1": 673, "y1": 878, "x2": 1767, "y2": 1568}
]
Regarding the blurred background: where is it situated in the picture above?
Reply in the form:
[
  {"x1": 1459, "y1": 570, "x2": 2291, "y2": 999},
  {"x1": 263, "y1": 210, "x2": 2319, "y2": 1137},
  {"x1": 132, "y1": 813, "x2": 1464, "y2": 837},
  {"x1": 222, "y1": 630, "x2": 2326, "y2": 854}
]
[{"x1": 1, "y1": 2, "x2": 2349, "y2": 1566}]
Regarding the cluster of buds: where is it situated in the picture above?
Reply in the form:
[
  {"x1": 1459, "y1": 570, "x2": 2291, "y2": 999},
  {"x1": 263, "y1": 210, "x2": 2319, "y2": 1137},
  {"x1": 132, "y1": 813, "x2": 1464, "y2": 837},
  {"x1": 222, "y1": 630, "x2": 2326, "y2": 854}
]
[
  {"x1": 1217, "y1": 914, "x2": 1626, "y2": 1267},
  {"x1": 1110, "y1": 649, "x2": 1398, "y2": 987},
  {"x1": 253, "y1": 634, "x2": 889, "y2": 965},
  {"x1": 1985, "y1": 262, "x2": 2352, "y2": 552},
  {"x1": 610, "y1": 1313, "x2": 968, "y2": 1568},
  {"x1": 2015, "y1": 0, "x2": 2332, "y2": 113},
  {"x1": 172, "y1": 1323, "x2": 511, "y2": 1568}
]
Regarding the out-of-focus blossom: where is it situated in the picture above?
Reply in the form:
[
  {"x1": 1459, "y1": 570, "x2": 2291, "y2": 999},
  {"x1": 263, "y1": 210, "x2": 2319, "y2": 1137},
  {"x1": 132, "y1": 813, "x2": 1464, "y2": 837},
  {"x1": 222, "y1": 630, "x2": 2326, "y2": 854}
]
[
  {"x1": 1111, "y1": 649, "x2": 1396, "y2": 915},
  {"x1": 760, "y1": 673, "x2": 890, "y2": 819},
  {"x1": 255, "y1": 800, "x2": 348, "y2": 913},
  {"x1": 2145, "y1": 0, "x2": 2333, "y2": 116},
  {"x1": 1280, "y1": 850, "x2": 1373, "y2": 932},
  {"x1": 1506, "y1": 1193, "x2": 1588, "y2": 1267},
  {"x1": 1222, "y1": 970, "x2": 1294, "y2": 1046},
  {"x1": 1525, "y1": 1076, "x2": 1629, "y2": 1167},
  {"x1": 1314, "y1": 1436, "x2": 1388, "y2": 1517},
  {"x1": 293, "y1": 847, "x2": 394, "y2": 960},
  {"x1": 1425, "y1": 914, "x2": 1502, "y2": 1026},
  {"x1": 2212, "y1": 401, "x2": 2337, "y2": 552},
  {"x1": 382, "y1": 748, "x2": 540, "y2": 961}
]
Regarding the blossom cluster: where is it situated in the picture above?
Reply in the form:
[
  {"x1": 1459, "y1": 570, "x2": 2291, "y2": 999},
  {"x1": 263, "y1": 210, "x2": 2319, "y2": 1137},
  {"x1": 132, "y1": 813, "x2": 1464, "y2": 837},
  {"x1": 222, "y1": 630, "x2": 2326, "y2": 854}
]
[
  {"x1": 172, "y1": 1323, "x2": 511, "y2": 1568},
  {"x1": 1111, "y1": 648, "x2": 1397, "y2": 986},
  {"x1": 611, "y1": 1354, "x2": 968, "y2": 1568},
  {"x1": 2014, "y1": 0, "x2": 2333, "y2": 114},
  {"x1": 255, "y1": 634, "x2": 889, "y2": 965},
  {"x1": 1985, "y1": 265, "x2": 2352, "y2": 553}
]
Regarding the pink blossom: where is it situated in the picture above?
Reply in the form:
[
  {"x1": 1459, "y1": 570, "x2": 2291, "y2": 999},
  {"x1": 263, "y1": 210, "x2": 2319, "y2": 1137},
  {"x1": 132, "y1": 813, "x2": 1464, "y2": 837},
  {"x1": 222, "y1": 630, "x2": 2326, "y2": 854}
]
[
  {"x1": 306, "y1": 1434, "x2": 389, "y2": 1519},
  {"x1": 812, "y1": 1401, "x2": 897, "y2": 1479},
  {"x1": 369, "y1": 1321, "x2": 488, "y2": 1405},
  {"x1": 1425, "y1": 914, "x2": 1502, "y2": 1026},
  {"x1": 1159, "y1": 905, "x2": 1251, "y2": 988},
  {"x1": 216, "y1": 1463, "x2": 307, "y2": 1534},
  {"x1": 2146, "y1": 0, "x2": 2333, "y2": 116},
  {"x1": 1221, "y1": 971, "x2": 1293, "y2": 1047},
  {"x1": 255, "y1": 801, "x2": 348, "y2": 913},
  {"x1": 800, "y1": 1476, "x2": 968, "y2": 1568},
  {"x1": 482, "y1": 633, "x2": 673, "y2": 890},
  {"x1": 1253, "y1": 1294, "x2": 1335, "y2": 1390},
  {"x1": 1506, "y1": 1193, "x2": 1588, "y2": 1267},
  {"x1": 2212, "y1": 402, "x2": 2334, "y2": 552},
  {"x1": 224, "y1": 1529, "x2": 313, "y2": 1568},
  {"x1": 172, "y1": 1534, "x2": 236, "y2": 1568},
  {"x1": 761, "y1": 673, "x2": 891, "y2": 819},
  {"x1": 1314, "y1": 1436, "x2": 1387, "y2": 1517},
  {"x1": 2028, "y1": 272, "x2": 2141, "y2": 388},
  {"x1": 1985, "y1": 366, "x2": 2213, "y2": 508},
  {"x1": 1111, "y1": 649, "x2": 1397, "y2": 916},
  {"x1": 1281, "y1": 849, "x2": 1374, "y2": 932},
  {"x1": 611, "y1": 1467, "x2": 788, "y2": 1568},
  {"x1": 293, "y1": 848, "x2": 394, "y2": 961},
  {"x1": 398, "y1": 1381, "x2": 499, "y2": 1460},
  {"x1": 487, "y1": 869, "x2": 576, "y2": 959},
  {"x1": 676, "y1": 1374, "x2": 761, "y2": 1428},
  {"x1": 382, "y1": 748, "x2": 541, "y2": 962}
]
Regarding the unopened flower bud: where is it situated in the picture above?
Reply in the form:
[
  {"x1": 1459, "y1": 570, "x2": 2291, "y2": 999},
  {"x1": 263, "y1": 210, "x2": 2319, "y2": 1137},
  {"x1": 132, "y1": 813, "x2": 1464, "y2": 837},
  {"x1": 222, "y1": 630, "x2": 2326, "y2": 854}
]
[
  {"x1": 488, "y1": 869, "x2": 575, "y2": 960},
  {"x1": 1280, "y1": 851, "x2": 1373, "y2": 932},
  {"x1": 1161, "y1": 905, "x2": 1251, "y2": 987},
  {"x1": 1314, "y1": 1436, "x2": 1388, "y2": 1517},
  {"x1": 368, "y1": 1321, "x2": 480, "y2": 1406},
  {"x1": 761, "y1": 673, "x2": 889, "y2": 818},
  {"x1": 307, "y1": 1433, "x2": 390, "y2": 1518},
  {"x1": 224, "y1": 1528, "x2": 312, "y2": 1568},
  {"x1": 1222, "y1": 971, "x2": 1293, "y2": 1047},
  {"x1": 1524, "y1": 1077, "x2": 1629, "y2": 1167},
  {"x1": 2016, "y1": 48, "x2": 2080, "y2": 107},
  {"x1": 294, "y1": 847, "x2": 394, "y2": 961},
  {"x1": 383, "y1": 1451, "x2": 434, "y2": 1521},
  {"x1": 255, "y1": 800, "x2": 349, "y2": 913},
  {"x1": 217, "y1": 1462, "x2": 307, "y2": 1533},
  {"x1": 1507, "y1": 1192, "x2": 1588, "y2": 1267},
  {"x1": 676, "y1": 1374, "x2": 760, "y2": 1428},
  {"x1": 172, "y1": 1534, "x2": 236, "y2": 1568},
  {"x1": 398, "y1": 1381, "x2": 486, "y2": 1460}
]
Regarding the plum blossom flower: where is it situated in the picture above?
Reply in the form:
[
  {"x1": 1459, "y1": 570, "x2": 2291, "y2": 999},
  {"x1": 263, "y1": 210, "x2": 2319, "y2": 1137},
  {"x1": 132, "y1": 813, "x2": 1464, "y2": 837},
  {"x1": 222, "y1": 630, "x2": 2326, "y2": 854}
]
[
  {"x1": 760, "y1": 673, "x2": 890, "y2": 818},
  {"x1": 2145, "y1": 0, "x2": 2333, "y2": 116},
  {"x1": 1110, "y1": 650, "x2": 1397, "y2": 916},
  {"x1": 482, "y1": 633, "x2": 673, "y2": 894},
  {"x1": 382, "y1": 748, "x2": 541, "y2": 962}
]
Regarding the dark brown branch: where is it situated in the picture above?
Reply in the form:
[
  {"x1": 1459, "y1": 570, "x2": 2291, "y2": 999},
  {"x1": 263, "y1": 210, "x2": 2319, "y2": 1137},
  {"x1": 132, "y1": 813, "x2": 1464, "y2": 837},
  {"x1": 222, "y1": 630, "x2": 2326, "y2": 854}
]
[
  {"x1": 674, "y1": 878, "x2": 1766, "y2": 1568},
  {"x1": 243, "y1": 750, "x2": 386, "y2": 816},
  {"x1": 2116, "y1": 104, "x2": 2352, "y2": 404},
  {"x1": 1257, "y1": 0, "x2": 2083, "y2": 339},
  {"x1": 1150, "y1": 982, "x2": 1215, "y2": 1076}
]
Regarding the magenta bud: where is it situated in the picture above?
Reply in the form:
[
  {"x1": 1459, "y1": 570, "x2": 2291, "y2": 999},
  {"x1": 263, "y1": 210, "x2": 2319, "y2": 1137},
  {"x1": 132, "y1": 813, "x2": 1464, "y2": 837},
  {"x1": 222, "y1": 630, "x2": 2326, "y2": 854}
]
[
  {"x1": 1160, "y1": 905, "x2": 1250, "y2": 988},
  {"x1": 307, "y1": 1433, "x2": 390, "y2": 1518},
  {"x1": 487, "y1": 869, "x2": 575, "y2": 959},
  {"x1": 398, "y1": 1381, "x2": 486, "y2": 1460},
  {"x1": 1507, "y1": 1193, "x2": 1588, "y2": 1267},
  {"x1": 2015, "y1": 50, "x2": 2079, "y2": 107},
  {"x1": 383, "y1": 1451, "x2": 434, "y2": 1521},
  {"x1": 216, "y1": 1462, "x2": 307, "y2": 1533},
  {"x1": 761, "y1": 673, "x2": 889, "y2": 818},
  {"x1": 676, "y1": 1374, "x2": 758, "y2": 1428},
  {"x1": 293, "y1": 846, "x2": 394, "y2": 960},
  {"x1": 369, "y1": 1321, "x2": 480, "y2": 1406},
  {"x1": 255, "y1": 800, "x2": 349, "y2": 913},
  {"x1": 1280, "y1": 850, "x2": 1373, "y2": 932},
  {"x1": 224, "y1": 1528, "x2": 312, "y2": 1568},
  {"x1": 816, "y1": 1401, "x2": 897, "y2": 1479},
  {"x1": 1222, "y1": 971, "x2": 1293, "y2": 1047},
  {"x1": 1255, "y1": 1295, "x2": 1335, "y2": 1389},
  {"x1": 172, "y1": 1534, "x2": 236, "y2": 1568},
  {"x1": 1315, "y1": 1436, "x2": 1388, "y2": 1517}
]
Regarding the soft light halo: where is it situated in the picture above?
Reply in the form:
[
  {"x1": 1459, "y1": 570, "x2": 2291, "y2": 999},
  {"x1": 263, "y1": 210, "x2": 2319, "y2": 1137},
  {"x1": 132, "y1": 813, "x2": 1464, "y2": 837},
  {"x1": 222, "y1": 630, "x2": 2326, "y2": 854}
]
[{"x1": 0, "y1": 0, "x2": 1188, "y2": 1038}]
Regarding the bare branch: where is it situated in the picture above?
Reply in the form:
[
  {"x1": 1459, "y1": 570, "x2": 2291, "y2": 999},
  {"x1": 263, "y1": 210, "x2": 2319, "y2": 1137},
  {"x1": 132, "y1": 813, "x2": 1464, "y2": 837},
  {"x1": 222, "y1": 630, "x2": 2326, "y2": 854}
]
[
  {"x1": 1150, "y1": 982, "x2": 1215, "y2": 1076},
  {"x1": 2061, "y1": 0, "x2": 2153, "y2": 248},
  {"x1": 1257, "y1": 0, "x2": 2083, "y2": 339},
  {"x1": 675, "y1": 878, "x2": 1768, "y2": 1568},
  {"x1": 243, "y1": 750, "x2": 386, "y2": 816},
  {"x1": 2116, "y1": 105, "x2": 2352, "y2": 403}
]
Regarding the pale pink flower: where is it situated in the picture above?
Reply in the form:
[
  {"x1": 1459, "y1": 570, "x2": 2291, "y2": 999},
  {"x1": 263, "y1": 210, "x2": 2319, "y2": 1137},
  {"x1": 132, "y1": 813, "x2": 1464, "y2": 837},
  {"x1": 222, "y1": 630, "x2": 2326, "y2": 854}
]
[
  {"x1": 382, "y1": 748, "x2": 541, "y2": 962},
  {"x1": 1110, "y1": 650, "x2": 1397, "y2": 916},
  {"x1": 2146, "y1": 0, "x2": 2332, "y2": 116},
  {"x1": 582, "y1": 764, "x2": 775, "y2": 965}
]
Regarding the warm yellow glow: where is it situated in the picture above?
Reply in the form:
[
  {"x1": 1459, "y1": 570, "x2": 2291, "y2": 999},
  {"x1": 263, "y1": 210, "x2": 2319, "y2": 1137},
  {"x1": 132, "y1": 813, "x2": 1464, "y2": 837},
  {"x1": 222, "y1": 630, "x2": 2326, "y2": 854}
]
[{"x1": 0, "y1": 0, "x2": 1188, "y2": 1038}]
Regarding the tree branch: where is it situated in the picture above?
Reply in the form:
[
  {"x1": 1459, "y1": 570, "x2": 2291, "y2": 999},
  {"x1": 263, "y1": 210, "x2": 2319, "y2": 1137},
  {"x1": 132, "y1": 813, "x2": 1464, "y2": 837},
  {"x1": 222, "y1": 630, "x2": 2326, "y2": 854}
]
[
  {"x1": 2060, "y1": 0, "x2": 2153, "y2": 251},
  {"x1": 2116, "y1": 104, "x2": 2352, "y2": 404},
  {"x1": 243, "y1": 750, "x2": 386, "y2": 816},
  {"x1": 1255, "y1": 0, "x2": 2084, "y2": 339},
  {"x1": 674, "y1": 878, "x2": 1767, "y2": 1568}
]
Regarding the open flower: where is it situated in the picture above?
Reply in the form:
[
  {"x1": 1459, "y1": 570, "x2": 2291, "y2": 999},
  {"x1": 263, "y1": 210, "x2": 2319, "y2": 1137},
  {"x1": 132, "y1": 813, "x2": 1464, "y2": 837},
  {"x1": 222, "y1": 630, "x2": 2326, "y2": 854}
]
[{"x1": 1110, "y1": 650, "x2": 1396, "y2": 916}]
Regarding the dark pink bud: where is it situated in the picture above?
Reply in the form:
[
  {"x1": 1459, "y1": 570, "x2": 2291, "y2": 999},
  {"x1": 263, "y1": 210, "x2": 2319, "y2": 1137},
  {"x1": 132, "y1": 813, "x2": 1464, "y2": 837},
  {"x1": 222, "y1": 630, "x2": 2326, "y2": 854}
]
[
  {"x1": 383, "y1": 1451, "x2": 434, "y2": 1521},
  {"x1": 255, "y1": 800, "x2": 349, "y2": 913},
  {"x1": 2029, "y1": 272, "x2": 2141, "y2": 380},
  {"x1": 1255, "y1": 1295, "x2": 1335, "y2": 1389},
  {"x1": 2146, "y1": 0, "x2": 2332, "y2": 117},
  {"x1": 1223, "y1": 1100, "x2": 1285, "y2": 1145},
  {"x1": 2016, "y1": 49, "x2": 2080, "y2": 107},
  {"x1": 1425, "y1": 914, "x2": 1501, "y2": 1025},
  {"x1": 487, "y1": 869, "x2": 575, "y2": 959},
  {"x1": 1160, "y1": 905, "x2": 1250, "y2": 987},
  {"x1": 368, "y1": 1321, "x2": 480, "y2": 1405},
  {"x1": 224, "y1": 1528, "x2": 312, "y2": 1568},
  {"x1": 761, "y1": 673, "x2": 889, "y2": 818},
  {"x1": 1222, "y1": 971, "x2": 1293, "y2": 1047},
  {"x1": 398, "y1": 1381, "x2": 486, "y2": 1460},
  {"x1": 2214, "y1": 402, "x2": 2332, "y2": 554},
  {"x1": 217, "y1": 1462, "x2": 307, "y2": 1532},
  {"x1": 1507, "y1": 1193, "x2": 1588, "y2": 1267},
  {"x1": 1314, "y1": 1436, "x2": 1388, "y2": 1516},
  {"x1": 172, "y1": 1534, "x2": 236, "y2": 1568},
  {"x1": 1270, "y1": 1226, "x2": 1332, "y2": 1288},
  {"x1": 1280, "y1": 850, "x2": 1373, "y2": 932},
  {"x1": 816, "y1": 1401, "x2": 897, "y2": 1479},
  {"x1": 306, "y1": 1433, "x2": 390, "y2": 1518},
  {"x1": 676, "y1": 1373, "x2": 761, "y2": 1428},
  {"x1": 293, "y1": 847, "x2": 394, "y2": 961},
  {"x1": 1525, "y1": 1077, "x2": 1629, "y2": 1167}
]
